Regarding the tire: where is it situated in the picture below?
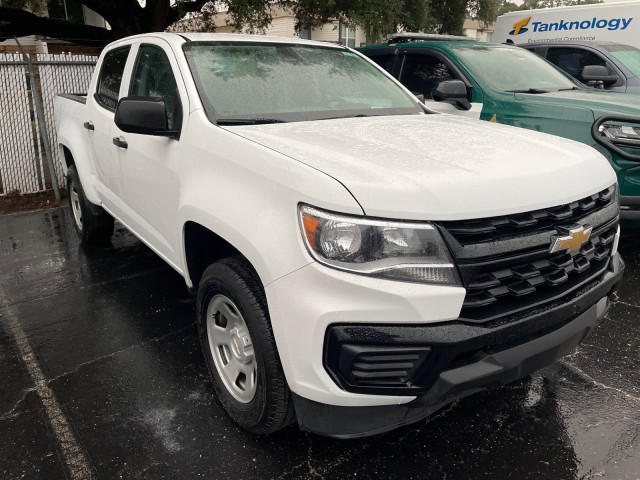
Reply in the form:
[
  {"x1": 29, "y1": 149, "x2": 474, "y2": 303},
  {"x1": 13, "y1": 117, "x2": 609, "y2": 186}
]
[
  {"x1": 196, "y1": 256, "x2": 295, "y2": 434},
  {"x1": 67, "y1": 165, "x2": 114, "y2": 246}
]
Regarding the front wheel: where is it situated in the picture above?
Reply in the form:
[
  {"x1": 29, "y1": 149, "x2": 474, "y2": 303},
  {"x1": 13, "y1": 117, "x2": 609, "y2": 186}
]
[
  {"x1": 196, "y1": 257, "x2": 295, "y2": 434},
  {"x1": 67, "y1": 165, "x2": 114, "y2": 245}
]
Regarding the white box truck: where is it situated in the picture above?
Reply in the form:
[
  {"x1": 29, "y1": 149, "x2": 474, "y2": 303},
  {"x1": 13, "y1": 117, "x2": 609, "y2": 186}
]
[{"x1": 494, "y1": 1, "x2": 640, "y2": 46}]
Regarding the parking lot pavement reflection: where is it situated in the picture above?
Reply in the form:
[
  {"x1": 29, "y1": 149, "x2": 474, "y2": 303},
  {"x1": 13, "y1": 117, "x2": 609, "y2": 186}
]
[{"x1": 1, "y1": 207, "x2": 638, "y2": 479}]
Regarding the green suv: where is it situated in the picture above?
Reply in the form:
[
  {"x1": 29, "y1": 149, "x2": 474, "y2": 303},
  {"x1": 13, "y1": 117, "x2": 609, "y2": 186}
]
[{"x1": 358, "y1": 34, "x2": 640, "y2": 221}]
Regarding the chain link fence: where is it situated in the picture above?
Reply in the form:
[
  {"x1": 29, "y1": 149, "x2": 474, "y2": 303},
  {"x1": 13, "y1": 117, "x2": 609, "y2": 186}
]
[{"x1": 0, "y1": 53, "x2": 97, "y2": 196}]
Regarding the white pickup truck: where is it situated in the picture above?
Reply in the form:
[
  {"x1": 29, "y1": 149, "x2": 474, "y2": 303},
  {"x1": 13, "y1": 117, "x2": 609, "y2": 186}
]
[{"x1": 55, "y1": 32, "x2": 623, "y2": 438}]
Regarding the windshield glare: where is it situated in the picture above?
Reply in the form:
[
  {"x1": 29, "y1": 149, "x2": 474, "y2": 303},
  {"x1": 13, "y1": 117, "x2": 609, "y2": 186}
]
[
  {"x1": 607, "y1": 46, "x2": 640, "y2": 79},
  {"x1": 183, "y1": 42, "x2": 421, "y2": 123},
  {"x1": 455, "y1": 45, "x2": 577, "y2": 92}
]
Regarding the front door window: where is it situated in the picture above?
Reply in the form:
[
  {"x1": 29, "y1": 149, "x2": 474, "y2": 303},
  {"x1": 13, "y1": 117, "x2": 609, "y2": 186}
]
[{"x1": 129, "y1": 45, "x2": 181, "y2": 130}]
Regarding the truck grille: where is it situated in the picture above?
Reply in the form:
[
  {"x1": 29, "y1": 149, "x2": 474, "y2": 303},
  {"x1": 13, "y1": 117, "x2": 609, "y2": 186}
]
[
  {"x1": 438, "y1": 186, "x2": 618, "y2": 324},
  {"x1": 444, "y1": 186, "x2": 615, "y2": 244}
]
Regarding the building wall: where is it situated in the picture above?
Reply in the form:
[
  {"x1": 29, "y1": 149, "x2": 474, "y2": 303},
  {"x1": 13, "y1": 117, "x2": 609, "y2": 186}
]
[
  {"x1": 310, "y1": 21, "x2": 339, "y2": 43},
  {"x1": 0, "y1": 36, "x2": 48, "y2": 54},
  {"x1": 462, "y1": 19, "x2": 494, "y2": 42},
  {"x1": 266, "y1": 16, "x2": 297, "y2": 37},
  {"x1": 310, "y1": 21, "x2": 366, "y2": 47}
]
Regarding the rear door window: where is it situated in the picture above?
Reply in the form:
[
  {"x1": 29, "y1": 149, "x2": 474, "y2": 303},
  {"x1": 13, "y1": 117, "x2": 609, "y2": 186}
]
[
  {"x1": 399, "y1": 53, "x2": 460, "y2": 100},
  {"x1": 367, "y1": 52, "x2": 398, "y2": 75},
  {"x1": 95, "y1": 46, "x2": 130, "y2": 111}
]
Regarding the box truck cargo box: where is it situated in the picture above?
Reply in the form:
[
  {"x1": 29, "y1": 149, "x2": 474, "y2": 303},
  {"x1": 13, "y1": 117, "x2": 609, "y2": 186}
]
[{"x1": 494, "y1": 1, "x2": 640, "y2": 47}]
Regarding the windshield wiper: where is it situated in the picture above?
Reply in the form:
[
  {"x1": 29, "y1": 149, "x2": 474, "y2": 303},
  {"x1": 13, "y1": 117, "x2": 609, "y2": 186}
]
[
  {"x1": 320, "y1": 114, "x2": 373, "y2": 120},
  {"x1": 557, "y1": 86, "x2": 581, "y2": 91},
  {"x1": 217, "y1": 118, "x2": 287, "y2": 125},
  {"x1": 506, "y1": 88, "x2": 551, "y2": 94}
]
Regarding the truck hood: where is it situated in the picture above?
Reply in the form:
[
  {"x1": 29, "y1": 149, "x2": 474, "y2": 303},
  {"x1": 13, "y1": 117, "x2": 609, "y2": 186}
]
[
  {"x1": 226, "y1": 114, "x2": 616, "y2": 221},
  {"x1": 515, "y1": 89, "x2": 640, "y2": 117}
]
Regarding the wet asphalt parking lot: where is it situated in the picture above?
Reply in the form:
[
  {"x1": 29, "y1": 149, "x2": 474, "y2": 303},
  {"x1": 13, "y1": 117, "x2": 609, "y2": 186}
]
[{"x1": 0, "y1": 207, "x2": 638, "y2": 480}]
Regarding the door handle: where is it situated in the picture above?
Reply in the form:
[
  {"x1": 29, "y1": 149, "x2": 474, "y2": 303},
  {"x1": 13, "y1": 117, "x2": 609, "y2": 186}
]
[
  {"x1": 112, "y1": 136, "x2": 128, "y2": 149},
  {"x1": 83, "y1": 121, "x2": 94, "y2": 131}
]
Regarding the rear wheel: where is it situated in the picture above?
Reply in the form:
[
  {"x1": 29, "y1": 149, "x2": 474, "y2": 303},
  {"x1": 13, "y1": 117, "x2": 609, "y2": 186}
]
[
  {"x1": 196, "y1": 257, "x2": 295, "y2": 434},
  {"x1": 67, "y1": 165, "x2": 114, "y2": 245}
]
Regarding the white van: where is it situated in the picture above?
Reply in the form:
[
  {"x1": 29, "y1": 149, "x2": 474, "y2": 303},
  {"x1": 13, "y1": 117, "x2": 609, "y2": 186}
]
[{"x1": 494, "y1": 1, "x2": 640, "y2": 47}]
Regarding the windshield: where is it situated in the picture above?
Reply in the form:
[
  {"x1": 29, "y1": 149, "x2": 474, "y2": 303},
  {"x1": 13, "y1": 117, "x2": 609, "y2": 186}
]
[
  {"x1": 606, "y1": 46, "x2": 640, "y2": 79},
  {"x1": 183, "y1": 42, "x2": 421, "y2": 123},
  {"x1": 454, "y1": 45, "x2": 577, "y2": 92}
]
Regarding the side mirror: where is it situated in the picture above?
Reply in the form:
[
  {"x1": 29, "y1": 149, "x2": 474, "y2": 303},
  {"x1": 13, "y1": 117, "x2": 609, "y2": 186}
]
[
  {"x1": 432, "y1": 80, "x2": 471, "y2": 110},
  {"x1": 114, "y1": 97, "x2": 177, "y2": 138},
  {"x1": 581, "y1": 65, "x2": 619, "y2": 87}
]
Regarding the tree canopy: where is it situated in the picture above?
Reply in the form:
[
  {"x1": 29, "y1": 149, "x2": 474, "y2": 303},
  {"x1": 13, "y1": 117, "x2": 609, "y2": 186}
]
[
  {"x1": 0, "y1": 0, "x2": 503, "y2": 44},
  {"x1": 498, "y1": 0, "x2": 603, "y2": 17},
  {"x1": 0, "y1": 6, "x2": 115, "y2": 45}
]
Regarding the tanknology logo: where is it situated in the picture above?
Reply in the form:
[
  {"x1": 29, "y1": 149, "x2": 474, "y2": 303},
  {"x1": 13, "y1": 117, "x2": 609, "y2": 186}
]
[
  {"x1": 509, "y1": 16, "x2": 531, "y2": 35},
  {"x1": 509, "y1": 15, "x2": 633, "y2": 35}
]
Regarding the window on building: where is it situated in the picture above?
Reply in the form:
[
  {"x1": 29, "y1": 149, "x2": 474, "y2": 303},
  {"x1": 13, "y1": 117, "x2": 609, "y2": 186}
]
[
  {"x1": 339, "y1": 21, "x2": 356, "y2": 48},
  {"x1": 299, "y1": 25, "x2": 311, "y2": 40}
]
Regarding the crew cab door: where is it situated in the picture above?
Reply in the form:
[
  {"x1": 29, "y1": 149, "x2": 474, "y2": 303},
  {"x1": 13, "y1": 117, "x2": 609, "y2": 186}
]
[
  {"x1": 110, "y1": 41, "x2": 187, "y2": 269},
  {"x1": 85, "y1": 45, "x2": 131, "y2": 208},
  {"x1": 396, "y1": 49, "x2": 483, "y2": 118}
]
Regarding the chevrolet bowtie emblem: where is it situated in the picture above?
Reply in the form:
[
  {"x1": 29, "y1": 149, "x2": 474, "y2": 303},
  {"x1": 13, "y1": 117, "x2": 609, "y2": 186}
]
[{"x1": 549, "y1": 224, "x2": 592, "y2": 254}]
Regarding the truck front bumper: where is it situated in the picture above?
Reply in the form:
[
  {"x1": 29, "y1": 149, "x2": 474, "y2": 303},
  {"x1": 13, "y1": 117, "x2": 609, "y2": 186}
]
[{"x1": 282, "y1": 254, "x2": 623, "y2": 438}]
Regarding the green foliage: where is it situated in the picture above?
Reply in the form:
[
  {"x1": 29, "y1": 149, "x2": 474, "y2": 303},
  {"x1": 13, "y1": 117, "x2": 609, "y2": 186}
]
[
  {"x1": 498, "y1": 1, "x2": 521, "y2": 16},
  {"x1": 468, "y1": 0, "x2": 500, "y2": 25},
  {"x1": 0, "y1": 0, "x2": 506, "y2": 43},
  {"x1": 282, "y1": 0, "x2": 498, "y2": 41},
  {"x1": 219, "y1": 0, "x2": 273, "y2": 32},
  {"x1": 284, "y1": 0, "x2": 414, "y2": 43},
  {"x1": 428, "y1": 0, "x2": 466, "y2": 35},
  {"x1": 501, "y1": 0, "x2": 603, "y2": 15},
  {"x1": 0, "y1": 0, "x2": 47, "y2": 15}
]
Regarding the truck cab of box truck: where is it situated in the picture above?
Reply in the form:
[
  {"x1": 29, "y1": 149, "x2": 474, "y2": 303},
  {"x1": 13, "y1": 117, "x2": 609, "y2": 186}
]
[{"x1": 494, "y1": 2, "x2": 640, "y2": 48}]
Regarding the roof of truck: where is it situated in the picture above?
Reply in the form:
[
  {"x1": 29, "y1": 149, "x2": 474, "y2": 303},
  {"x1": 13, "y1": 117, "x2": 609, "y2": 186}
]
[
  {"x1": 105, "y1": 32, "x2": 343, "y2": 50},
  {"x1": 386, "y1": 33, "x2": 476, "y2": 44},
  {"x1": 360, "y1": 39, "x2": 497, "y2": 51}
]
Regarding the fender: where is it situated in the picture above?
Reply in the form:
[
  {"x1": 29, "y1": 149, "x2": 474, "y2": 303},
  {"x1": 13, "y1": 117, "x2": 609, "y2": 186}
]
[
  {"x1": 55, "y1": 101, "x2": 102, "y2": 205},
  {"x1": 175, "y1": 112, "x2": 364, "y2": 289},
  {"x1": 177, "y1": 205, "x2": 281, "y2": 289}
]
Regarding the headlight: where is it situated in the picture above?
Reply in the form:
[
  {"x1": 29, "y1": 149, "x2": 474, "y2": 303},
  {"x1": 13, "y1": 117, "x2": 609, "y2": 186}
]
[
  {"x1": 299, "y1": 205, "x2": 460, "y2": 285},
  {"x1": 601, "y1": 124, "x2": 640, "y2": 143}
]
